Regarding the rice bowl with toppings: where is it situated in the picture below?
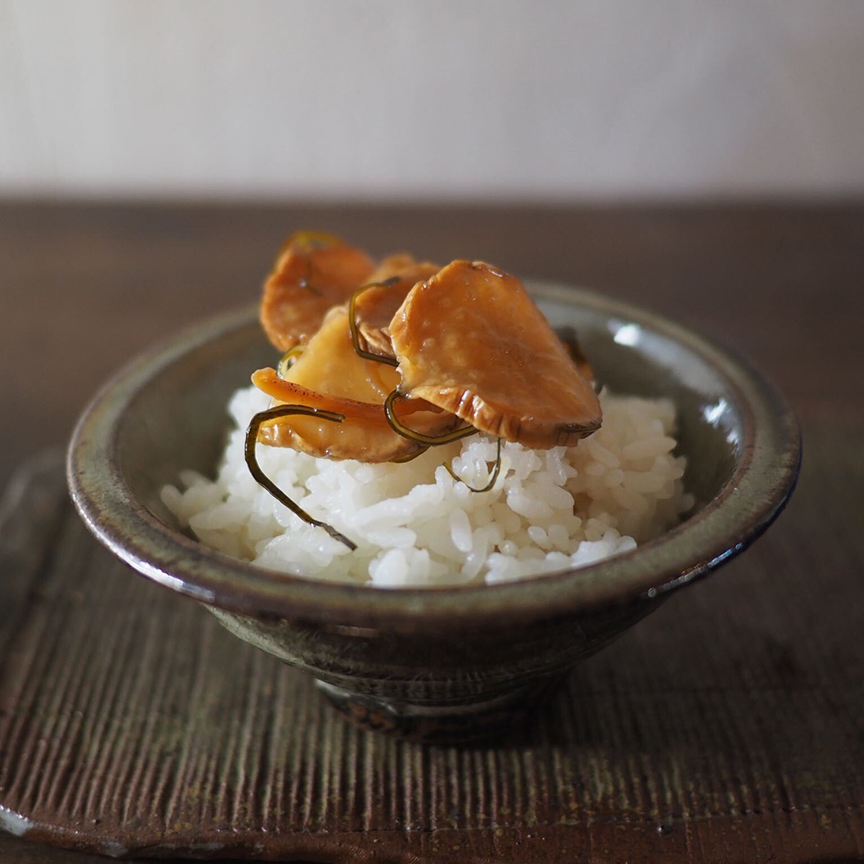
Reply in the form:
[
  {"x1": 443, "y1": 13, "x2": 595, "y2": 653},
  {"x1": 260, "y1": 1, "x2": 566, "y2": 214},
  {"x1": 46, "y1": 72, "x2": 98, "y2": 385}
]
[{"x1": 161, "y1": 234, "x2": 694, "y2": 588}]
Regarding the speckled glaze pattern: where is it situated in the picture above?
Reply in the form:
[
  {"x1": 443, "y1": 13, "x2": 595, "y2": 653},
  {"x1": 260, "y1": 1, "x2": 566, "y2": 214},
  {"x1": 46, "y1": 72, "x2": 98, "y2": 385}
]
[
  {"x1": 207, "y1": 598, "x2": 661, "y2": 742},
  {"x1": 66, "y1": 283, "x2": 800, "y2": 740}
]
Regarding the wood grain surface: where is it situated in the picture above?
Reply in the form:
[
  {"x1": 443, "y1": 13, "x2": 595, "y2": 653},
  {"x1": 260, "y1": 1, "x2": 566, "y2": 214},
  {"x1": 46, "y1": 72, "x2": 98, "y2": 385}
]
[{"x1": 1, "y1": 201, "x2": 863, "y2": 862}]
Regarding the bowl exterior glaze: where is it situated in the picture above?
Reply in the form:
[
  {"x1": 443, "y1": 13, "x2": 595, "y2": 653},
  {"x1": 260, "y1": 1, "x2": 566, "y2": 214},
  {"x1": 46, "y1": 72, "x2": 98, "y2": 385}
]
[
  {"x1": 68, "y1": 282, "x2": 800, "y2": 742},
  {"x1": 207, "y1": 599, "x2": 660, "y2": 742}
]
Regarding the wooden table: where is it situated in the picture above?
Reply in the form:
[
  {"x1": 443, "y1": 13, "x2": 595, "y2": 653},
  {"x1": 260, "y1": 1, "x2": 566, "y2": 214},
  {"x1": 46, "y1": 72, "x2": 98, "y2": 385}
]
[{"x1": 1, "y1": 201, "x2": 862, "y2": 862}]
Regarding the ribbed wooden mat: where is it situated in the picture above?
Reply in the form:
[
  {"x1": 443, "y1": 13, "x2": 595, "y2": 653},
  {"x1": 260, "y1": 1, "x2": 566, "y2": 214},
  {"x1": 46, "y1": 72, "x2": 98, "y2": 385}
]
[{"x1": 0, "y1": 447, "x2": 862, "y2": 863}]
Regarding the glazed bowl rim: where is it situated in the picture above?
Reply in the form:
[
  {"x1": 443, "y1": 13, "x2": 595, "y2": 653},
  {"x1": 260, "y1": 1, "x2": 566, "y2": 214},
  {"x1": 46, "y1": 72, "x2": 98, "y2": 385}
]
[{"x1": 67, "y1": 281, "x2": 800, "y2": 630}]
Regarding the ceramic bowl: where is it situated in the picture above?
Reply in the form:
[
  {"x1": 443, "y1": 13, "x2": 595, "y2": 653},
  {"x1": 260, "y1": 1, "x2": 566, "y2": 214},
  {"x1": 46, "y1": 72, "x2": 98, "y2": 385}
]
[{"x1": 67, "y1": 283, "x2": 799, "y2": 742}]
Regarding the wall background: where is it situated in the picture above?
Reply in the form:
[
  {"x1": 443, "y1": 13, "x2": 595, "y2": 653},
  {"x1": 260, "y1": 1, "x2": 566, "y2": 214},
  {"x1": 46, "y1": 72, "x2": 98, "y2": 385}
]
[{"x1": 2, "y1": 0, "x2": 863, "y2": 201}]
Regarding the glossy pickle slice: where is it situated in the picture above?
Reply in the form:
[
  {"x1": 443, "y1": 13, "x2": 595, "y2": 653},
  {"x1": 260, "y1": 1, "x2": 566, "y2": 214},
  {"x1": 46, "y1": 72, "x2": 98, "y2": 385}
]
[{"x1": 389, "y1": 260, "x2": 602, "y2": 449}]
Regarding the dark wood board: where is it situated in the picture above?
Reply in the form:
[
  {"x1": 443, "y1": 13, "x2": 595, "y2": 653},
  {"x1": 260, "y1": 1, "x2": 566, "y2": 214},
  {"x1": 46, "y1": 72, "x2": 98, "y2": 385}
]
[{"x1": 0, "y1": 201, "x2": 863, "y2": 862}]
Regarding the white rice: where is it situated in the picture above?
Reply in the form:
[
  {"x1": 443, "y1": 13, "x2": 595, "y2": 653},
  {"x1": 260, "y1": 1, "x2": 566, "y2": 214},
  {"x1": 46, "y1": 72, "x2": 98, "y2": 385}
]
[{"x1": 162, "y1": 386, "x2": 693, "y2": 587}]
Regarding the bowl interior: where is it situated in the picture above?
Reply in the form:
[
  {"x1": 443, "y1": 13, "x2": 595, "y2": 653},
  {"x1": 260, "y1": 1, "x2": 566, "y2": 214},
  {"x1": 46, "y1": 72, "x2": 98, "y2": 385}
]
[{"x1": 117, "y1": 287, "x2": 741, "y2": 547}]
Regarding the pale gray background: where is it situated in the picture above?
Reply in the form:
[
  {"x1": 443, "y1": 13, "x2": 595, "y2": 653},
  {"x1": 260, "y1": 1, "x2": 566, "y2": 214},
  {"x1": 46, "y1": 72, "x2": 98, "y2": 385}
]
[{"x1": 2, "y1": 0, "x2": 862, "y2": 200}]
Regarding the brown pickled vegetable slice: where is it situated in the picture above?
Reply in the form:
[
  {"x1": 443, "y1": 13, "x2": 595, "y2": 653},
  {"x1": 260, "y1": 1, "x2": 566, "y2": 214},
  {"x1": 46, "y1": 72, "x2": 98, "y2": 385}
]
[
  {"x1": 389, "y1": 260, "x2": 602, "y2": 449},
  {"x1": 253, "y1": 307, "x2": 460, "y2": 462},
  {"x1": 253, "y1": 370, "x2": 392, "y2": 426},
  {"x1": 352, "y1": 254, "x2": 441, "y2": 358},
  {"x1": 260, "y1": 231, "x2": 375, "y2": 351}
]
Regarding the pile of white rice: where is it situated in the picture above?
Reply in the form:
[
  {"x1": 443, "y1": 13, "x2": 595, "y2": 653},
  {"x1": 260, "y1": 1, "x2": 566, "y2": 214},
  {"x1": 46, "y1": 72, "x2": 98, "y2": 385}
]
[{"x1": 162, "y1": 387, "x2": 692, "y2": 587}]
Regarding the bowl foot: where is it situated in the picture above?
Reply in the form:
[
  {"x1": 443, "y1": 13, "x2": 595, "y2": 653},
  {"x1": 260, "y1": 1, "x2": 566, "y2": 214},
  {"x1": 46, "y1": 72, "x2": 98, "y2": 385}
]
[{"x1": 315, "y1": 674, "x2": 566, "y2": 744}]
